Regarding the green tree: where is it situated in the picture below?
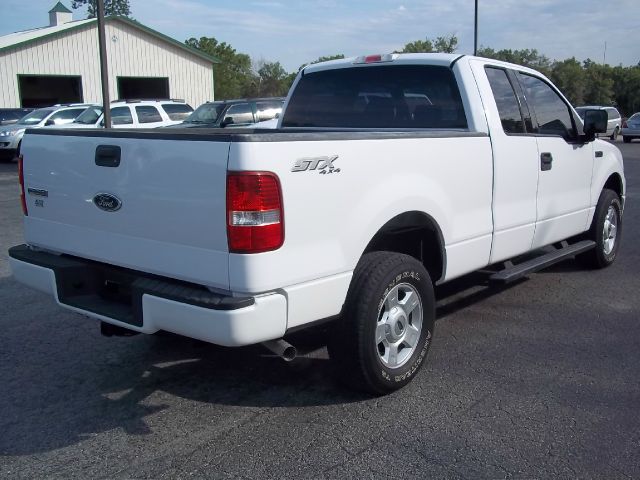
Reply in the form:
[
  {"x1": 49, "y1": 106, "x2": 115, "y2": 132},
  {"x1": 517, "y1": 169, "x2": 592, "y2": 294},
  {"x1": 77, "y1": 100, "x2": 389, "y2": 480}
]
[
  {"x1": 253, "y1": 61, "x2": 290, "y2": 97},
  {"x1": 298, "y1": 54, "x2": 345, "y2": 72},
  {"x1": 550, "y1": 57, "x2": 586, "y2": 105},
  {"x1": 185, "y1": 37, "x2": 254, "y2": 100},
  {"x1": 397, "y1": 39, "x2": 433, "y2": 53},
  {"x1": 433, "y1": 35, "x2": 458, "y2": 53},
  {"x1": 583, "y1": 60, "x2": 614, "y2": 105},
  {"x1": 477, "y1": 47, "x2": 551, "y2": 76},
  {"x1": 71, "y1": 0, "x2": 131, "y2": 17}
]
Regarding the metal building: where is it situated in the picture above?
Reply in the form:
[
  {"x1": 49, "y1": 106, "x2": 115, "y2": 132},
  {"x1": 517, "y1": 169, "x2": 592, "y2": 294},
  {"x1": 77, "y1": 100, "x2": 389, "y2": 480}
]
[{"x1": 0, "y1": 2, "x2": 218, "y2": 108}]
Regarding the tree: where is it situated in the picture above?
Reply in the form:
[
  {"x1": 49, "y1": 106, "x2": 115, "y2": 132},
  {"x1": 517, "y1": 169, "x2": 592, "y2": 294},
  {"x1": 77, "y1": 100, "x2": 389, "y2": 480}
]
[
  {"x1": 477, "y1": 47, "x2": 551, "y2": 76},
  {"x1": 253, "y1": 61, "x2": 290, "y2": 97},
  {"x1": 397, "y1": 39, "x2": 433, "y2": 53},
  {"x1": 71, "y1": 0, "x2": 131, "y2": 17},
  {"x1": 583, "y1": 60, "x2": 614, "y2": 105},
  {"x1": 433, "y1": 35, "x2": 458, "y2": 53},
  {"x1": 185, "y1": 37, "x2": 254, "y2": 100},
  {"x1": 550, "y1": 57, "x2": 586, "y2": 106},
  {"x1": 298, "y1": 54, "x2": 345, "y2": 72}
]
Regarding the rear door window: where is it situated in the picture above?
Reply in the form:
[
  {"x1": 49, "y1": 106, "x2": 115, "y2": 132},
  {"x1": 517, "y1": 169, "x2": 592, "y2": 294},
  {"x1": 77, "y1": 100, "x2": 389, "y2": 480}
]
[
  {"x1": 135, "y1": 106, "x2": 163, "y2": 124},
  {"x1": 282, "y1": 65, "x2": 467, "y2": 129},
  {"x1": 111, "y1": 107, "x2": 133, "y2": 125},
  {"x1": 485, "y1": 67, "x2": 525, "y2": 134}
]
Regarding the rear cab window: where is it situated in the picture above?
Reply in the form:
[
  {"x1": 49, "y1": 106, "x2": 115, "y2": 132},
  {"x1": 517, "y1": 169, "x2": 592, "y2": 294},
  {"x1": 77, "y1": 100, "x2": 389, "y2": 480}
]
[{"x1": 282, "y1": 65, "x2": 467, "y2": 129}]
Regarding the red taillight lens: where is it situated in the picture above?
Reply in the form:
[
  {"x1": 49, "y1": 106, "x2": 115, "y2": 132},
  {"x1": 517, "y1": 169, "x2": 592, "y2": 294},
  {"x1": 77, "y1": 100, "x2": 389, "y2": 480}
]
[
  {"x1": 364, "y1": 54, "x2": 383, "y2": 63},
  {"x1": 18, "y1": 154, "x2": 28, "y2": 216},
  {"x1": 227, "y1": 172, "x2": 283, "y2": 253}
]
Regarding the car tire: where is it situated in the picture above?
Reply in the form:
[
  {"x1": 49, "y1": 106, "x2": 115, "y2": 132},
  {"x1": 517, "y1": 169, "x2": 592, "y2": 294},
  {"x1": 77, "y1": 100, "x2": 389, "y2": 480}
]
[
  {"x1": 328, "y1": 251, "x2": 435, "y2": 395},
  {"x1": 610, "y1": 127, "x2": 619, "y2": 141},
  {"x1": 577, "y1": 189, "x2": 622, "y2": 269},
  {"x1": 623, "y1": 136, "x2": 631, "y2": 144}
]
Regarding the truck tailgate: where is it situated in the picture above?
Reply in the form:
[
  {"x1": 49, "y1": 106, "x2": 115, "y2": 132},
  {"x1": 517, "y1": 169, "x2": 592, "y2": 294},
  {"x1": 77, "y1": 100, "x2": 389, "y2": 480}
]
[{"x1": 21, "y1": 131, "x2": 231, "y2": 290}]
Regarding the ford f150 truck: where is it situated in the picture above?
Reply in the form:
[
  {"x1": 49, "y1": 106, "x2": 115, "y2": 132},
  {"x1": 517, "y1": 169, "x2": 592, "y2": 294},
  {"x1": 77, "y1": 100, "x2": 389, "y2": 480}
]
[{"x1": 9, "y1": 54, "x2": 625, "y2": 394}]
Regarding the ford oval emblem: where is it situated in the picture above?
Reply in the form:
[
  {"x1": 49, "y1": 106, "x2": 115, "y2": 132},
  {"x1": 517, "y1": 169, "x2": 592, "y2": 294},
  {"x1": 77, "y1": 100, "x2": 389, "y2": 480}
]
[{"x1": 93, "y1": 193, "x2": 122, "y2": 212}]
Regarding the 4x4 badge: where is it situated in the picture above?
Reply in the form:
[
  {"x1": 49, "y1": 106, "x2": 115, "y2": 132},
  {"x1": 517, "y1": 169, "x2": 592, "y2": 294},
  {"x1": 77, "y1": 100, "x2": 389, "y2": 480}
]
[{"x1": 291, "y1": 155, "x2": 340, "y2": 174}]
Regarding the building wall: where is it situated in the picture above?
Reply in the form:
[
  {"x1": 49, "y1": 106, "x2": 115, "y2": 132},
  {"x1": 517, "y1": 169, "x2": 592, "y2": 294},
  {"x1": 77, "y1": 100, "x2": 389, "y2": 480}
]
[{"x1": 0, "y1": 19, "x2": 214, "y2": 108}]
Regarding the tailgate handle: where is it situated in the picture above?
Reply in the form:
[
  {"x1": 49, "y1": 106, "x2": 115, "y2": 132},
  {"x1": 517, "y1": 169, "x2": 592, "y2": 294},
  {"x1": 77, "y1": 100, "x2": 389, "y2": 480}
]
[{"x1": 95, "y1": 145, "x2": 121, "y2": 167}]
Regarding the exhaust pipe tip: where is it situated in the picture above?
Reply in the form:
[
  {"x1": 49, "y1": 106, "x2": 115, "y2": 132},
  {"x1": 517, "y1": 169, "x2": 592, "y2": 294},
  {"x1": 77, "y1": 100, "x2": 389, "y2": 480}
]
[{"x1": 262, "y1": 339, "x2": 297, "y2": 362}]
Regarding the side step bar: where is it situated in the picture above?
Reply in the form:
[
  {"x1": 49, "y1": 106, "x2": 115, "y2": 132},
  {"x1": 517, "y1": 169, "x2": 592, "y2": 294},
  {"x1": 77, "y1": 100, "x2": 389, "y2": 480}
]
[{"x1": 490, "y1": 240, "x2": 596, "y2": 284}]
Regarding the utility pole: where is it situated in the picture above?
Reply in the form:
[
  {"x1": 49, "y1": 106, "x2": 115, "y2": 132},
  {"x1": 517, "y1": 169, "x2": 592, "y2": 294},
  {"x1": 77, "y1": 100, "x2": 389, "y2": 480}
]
[
  {"x1": 603, "y1": 41, "x2": 607, "y2": 65},
  {"x1": 96, "y1": 0, "x2": 111, "y2": 128},
  {"x1": 474, "y1": 0, "x2": 478, "y2": 56}
]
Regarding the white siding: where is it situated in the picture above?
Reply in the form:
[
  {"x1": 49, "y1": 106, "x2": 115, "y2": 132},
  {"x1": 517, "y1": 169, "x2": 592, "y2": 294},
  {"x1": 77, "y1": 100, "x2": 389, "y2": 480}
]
[{"x1": 0, "y1": 19, "x2": 214, "y2": 108}]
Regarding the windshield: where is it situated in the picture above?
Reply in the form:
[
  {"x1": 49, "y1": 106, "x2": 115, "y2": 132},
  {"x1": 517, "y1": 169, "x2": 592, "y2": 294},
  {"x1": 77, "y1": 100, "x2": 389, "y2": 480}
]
[
  {"x1": 185, "y1": 103, "x2": 225, "y2": 124},
  {"x1": 17, "y1": 108, "x2": 54, "y2": 125},
  {"x1": 74, "y1": 107, "x2": 103, "y2": 125}
]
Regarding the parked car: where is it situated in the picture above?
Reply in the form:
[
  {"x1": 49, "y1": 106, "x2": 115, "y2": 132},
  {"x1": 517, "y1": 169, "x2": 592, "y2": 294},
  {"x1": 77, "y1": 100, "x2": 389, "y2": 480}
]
[
  {"x1": 168, "y1": 98, "x2": 284, "y2": 128},
  {"x1": 0, "y1": 108, "x2": 33, "y2": 126},
  {"x1": 50, "y1": 100, "x2": 194, "y2": 129},
  {"x1": 575, "y1": 106, "x2": 621, "y2": 140},
  {"x1": 11, "y1": 54, "x2": 624, "y2": 394},
  {"x1": 0, "y1": 104, "x2": 90, "y2": 161},
  {"x1": 621, "y1": 112, "x2": 640, "y2": 143}
]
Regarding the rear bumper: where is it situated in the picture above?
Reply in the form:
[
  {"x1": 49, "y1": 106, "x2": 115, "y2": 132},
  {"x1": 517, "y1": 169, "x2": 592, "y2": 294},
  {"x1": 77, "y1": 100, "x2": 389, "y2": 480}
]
[{"x1": 8, "y1": 245, "x2": 287, "y2": 347}]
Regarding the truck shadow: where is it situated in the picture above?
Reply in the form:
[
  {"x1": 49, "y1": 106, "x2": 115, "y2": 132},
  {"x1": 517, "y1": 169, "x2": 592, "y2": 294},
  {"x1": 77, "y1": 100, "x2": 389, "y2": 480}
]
[{"x1": 0, "y1": 269, "x2": 531, "y2": 456}]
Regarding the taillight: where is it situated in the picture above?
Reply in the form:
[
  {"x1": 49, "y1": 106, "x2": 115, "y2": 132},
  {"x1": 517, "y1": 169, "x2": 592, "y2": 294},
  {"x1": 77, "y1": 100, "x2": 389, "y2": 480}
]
[
  {"x1": 354, "y1": 53, "x2": 395, "y2": 64},
  {"x1": 227, "y1": 171, "x2": 283, "y2": 253},
  {"x1": 18, "y1": 154, "x2": 28, "y2": 216}
]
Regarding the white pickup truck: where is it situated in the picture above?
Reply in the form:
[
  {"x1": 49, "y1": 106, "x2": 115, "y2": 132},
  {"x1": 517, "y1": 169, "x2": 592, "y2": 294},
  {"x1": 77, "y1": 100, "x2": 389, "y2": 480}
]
[{"x1": 9, "y1": 54, "x2": 625, "y2": 394}]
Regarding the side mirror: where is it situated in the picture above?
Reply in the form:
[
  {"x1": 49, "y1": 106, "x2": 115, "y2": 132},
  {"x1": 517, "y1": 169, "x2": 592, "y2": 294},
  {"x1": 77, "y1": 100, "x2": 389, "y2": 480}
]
[
  {"x1": 582, "y1": 109, "x2": 607, "y2": 141},
  {"x1": 45, "y1": 119, "x2": 55, "y2": 126},
  {"x1": 221, "y1": 116, "x2": 234, "y2": 128}
]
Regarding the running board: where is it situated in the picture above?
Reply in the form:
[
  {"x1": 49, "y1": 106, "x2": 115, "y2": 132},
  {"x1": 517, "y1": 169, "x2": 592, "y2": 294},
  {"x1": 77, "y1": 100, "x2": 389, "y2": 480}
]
[{"x1": 490, "y1": 240, "x2": 596, "y2": 284}]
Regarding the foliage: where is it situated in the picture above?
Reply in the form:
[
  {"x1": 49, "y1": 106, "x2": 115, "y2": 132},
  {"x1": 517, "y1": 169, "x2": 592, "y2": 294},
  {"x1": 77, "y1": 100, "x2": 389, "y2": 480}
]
[
  {"x1": 396, "y1": 35, "x2": 458, "y2": 53},
  {"x1": 71, "y1": 0, "x2": 131, "y2": 17},
  {"x1": 185, "y1": 37, "x2": 254, "y2": 100}
]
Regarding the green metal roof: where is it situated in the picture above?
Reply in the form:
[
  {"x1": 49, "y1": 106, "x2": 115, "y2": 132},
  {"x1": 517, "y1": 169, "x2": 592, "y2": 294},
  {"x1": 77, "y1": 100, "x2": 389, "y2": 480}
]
[
  {"x1": 0, "y1": 16, "x2": 220, "y2": 64},
  {"x1": 49, "y1": 2, "x2": 72, "y2": 14}
]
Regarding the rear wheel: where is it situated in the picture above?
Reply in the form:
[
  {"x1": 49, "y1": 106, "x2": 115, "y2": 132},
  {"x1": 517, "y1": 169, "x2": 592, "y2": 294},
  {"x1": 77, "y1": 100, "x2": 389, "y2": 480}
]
[
  {"x1": 578, "y1": 189, "x2": 622, "y2": 268},
  {"x1": 328, "y1": 252, "x2": 435, "y2": 395},
  {"x1": 610, "y1": 127, "x2": 619, "y2": 141}
]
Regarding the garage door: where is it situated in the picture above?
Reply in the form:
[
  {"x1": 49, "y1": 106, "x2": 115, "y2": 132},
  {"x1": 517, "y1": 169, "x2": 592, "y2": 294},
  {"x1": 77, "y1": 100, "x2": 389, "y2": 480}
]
[
  {"x1": 18, "y1": 75, "x2": 83, "y2": 108},
  {"x1": 117, "y1": 77, "x2": 169, "y2": 100}
]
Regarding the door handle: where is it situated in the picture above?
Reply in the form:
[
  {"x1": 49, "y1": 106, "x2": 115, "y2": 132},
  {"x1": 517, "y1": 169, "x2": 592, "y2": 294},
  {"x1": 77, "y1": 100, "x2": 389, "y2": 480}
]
[
  {"x1": 95, "y1": 145, "x2": 121, "y2": 167},
  {"x1": 540, "y1": 152, "x2": 553, "y2": 171}
]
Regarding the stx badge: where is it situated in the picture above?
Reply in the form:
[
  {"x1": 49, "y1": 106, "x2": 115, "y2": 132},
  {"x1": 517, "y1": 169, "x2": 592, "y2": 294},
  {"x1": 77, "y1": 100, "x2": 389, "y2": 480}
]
[{"x1": 291, "y1": 155, "x2": 340, "y2": 174}]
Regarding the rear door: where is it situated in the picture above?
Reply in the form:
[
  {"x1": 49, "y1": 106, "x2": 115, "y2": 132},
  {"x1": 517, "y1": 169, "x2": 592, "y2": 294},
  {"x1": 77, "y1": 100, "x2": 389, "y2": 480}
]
[
  {"x1": 472, "y1": 61, "x2": 539, "y2": 263},
  {"x1": 21, "y1": 131, "x2": 231, "y2": 289},
  {"x1": 516, "y1": 72, "x2": 593, "y2": 248}
]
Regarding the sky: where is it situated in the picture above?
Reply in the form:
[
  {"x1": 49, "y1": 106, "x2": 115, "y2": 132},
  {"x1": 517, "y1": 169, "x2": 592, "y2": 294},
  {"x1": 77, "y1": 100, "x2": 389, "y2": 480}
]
[{"x1": 0, "y1": 0, "x2": 638, "y2": 72}]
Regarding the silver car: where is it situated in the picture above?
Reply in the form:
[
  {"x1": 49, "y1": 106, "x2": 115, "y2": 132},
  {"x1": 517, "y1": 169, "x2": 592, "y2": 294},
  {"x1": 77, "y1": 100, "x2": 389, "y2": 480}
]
[
  {"x1": 575, "y1": 106, "x2": 622, "y2": 140},
  {"x1": 622, "y1": 112, "x2": 640, "y2": 143},
  {"x1": 0, "y1": 104, "x2": 91, "y2": 161}
]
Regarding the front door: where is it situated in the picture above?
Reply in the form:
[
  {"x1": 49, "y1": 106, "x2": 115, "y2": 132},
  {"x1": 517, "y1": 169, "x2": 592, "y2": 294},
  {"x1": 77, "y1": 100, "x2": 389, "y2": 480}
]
[{"x1": 516, "y1": 73, "x2": 593, "y2": 249}]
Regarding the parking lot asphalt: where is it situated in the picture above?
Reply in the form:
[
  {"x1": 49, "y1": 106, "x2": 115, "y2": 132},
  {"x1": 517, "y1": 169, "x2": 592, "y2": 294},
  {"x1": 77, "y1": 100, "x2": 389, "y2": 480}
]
[{"x1": 1, "y1": 141, "x2": 639, "y2": 479}]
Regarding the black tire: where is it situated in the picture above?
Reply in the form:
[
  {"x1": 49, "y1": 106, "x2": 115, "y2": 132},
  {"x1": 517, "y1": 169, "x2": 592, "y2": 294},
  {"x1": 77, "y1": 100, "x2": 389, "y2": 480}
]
[
  {"x1": 577, "y1": 189, "x2": 622, "y2": 269},
  {"x1": 328, "y1": 252, "x2": 435, "y2": 395},
  {"x1": 610, "y1": 127, "x2": 619, "y2": 141},
  {"x1": 623, "y1": 136, "x2": 631, "y2": 144}
]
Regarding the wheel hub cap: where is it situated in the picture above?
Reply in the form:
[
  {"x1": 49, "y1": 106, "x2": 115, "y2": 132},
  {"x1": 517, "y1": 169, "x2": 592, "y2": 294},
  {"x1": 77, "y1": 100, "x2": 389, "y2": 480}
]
[
  {"x1": 376, "y1": 283, "x2": 423, "y2": 369},
  {"x1": 602, "y1": 205, "x2": 618, "y2": 255}
]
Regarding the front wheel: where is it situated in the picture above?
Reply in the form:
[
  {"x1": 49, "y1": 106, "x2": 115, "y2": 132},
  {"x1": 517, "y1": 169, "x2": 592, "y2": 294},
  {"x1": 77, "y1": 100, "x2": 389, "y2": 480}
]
[
  {"x1": 578, "y1": 189, "x2": 622, "y2": 268},
  {"x1": 328, "y1": 252, "x2": 435, "y2": 395}
]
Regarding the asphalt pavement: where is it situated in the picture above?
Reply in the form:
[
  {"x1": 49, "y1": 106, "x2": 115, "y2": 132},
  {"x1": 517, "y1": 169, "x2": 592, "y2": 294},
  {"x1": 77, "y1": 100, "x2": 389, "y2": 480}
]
[{"x1": 1, "y1": 141, "x2": 639, "y2": 479}]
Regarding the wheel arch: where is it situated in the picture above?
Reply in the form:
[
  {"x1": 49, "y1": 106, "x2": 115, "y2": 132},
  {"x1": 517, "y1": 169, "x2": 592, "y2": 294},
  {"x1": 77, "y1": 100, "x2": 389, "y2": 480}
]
[{"x1": 361, "y1": 211, "x2": 446, "y2": 284}]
